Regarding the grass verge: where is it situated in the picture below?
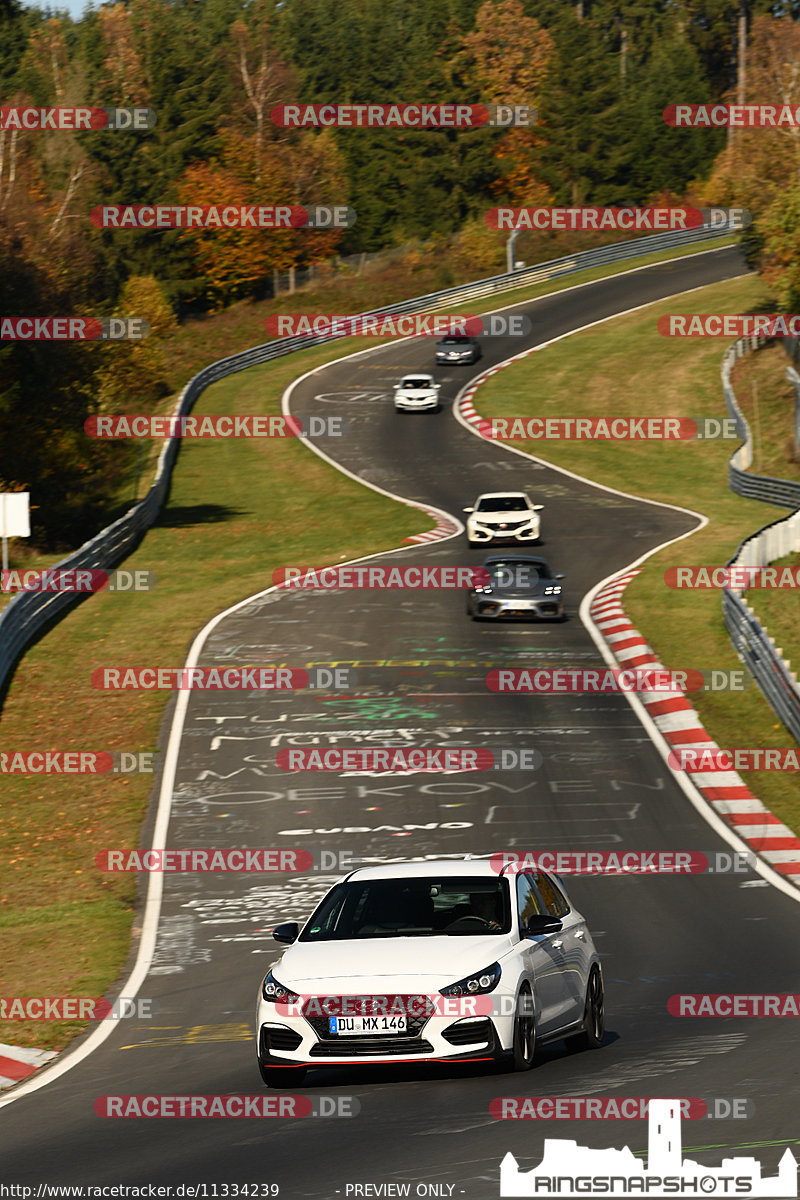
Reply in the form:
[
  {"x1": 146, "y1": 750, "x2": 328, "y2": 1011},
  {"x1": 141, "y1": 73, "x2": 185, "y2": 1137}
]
[{"x1": 0, "y1": 344, "x2": 430, "y2": 1051}]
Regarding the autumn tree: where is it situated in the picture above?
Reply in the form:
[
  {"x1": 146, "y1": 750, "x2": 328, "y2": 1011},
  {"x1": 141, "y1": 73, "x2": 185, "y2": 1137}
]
[{"x1": 176, "y1": 3, "x2": 346, "y2": 304}]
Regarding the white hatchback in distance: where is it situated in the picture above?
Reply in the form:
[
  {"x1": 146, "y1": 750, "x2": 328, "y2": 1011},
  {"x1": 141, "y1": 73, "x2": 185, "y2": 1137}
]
[
  {"x1": 255, "y1": 858, "x2": 604, "y2": 1086},
  {"x1": 463, "y1": 491, "x2": 544, "y2": 546},
  {"x1": 394, "y1": 373, "x2": 441, "y2": 413}
]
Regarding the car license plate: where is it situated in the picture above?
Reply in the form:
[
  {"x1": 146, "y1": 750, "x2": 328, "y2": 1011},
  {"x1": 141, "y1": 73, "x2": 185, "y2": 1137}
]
[{"x1": 328, "y1": 1015, "x2": 407, "y2": 1035}]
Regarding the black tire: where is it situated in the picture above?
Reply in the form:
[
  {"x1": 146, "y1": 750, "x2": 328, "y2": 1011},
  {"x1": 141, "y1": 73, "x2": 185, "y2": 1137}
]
[
  {"x1": 570, "y1": 967, "x2": 604, "y2": 1051},
  {"x1": 258, "y1": 1059, "x2": 307, "y2": 1088},
  {"x1": 510, "y1": 984, "x2": 536, "y2": 1071}
]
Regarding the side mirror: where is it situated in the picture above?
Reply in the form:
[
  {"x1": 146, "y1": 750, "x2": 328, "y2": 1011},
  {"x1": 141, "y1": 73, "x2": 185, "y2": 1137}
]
[
  {"x1": 524, "y1": 914, "x2": 562, "y2": 936},
  {"x1": 555, "y1": 573, "x2": 565, "y2": 580},
  {"x1": 463, "y1": 506, "x2": 474, "y2": 513},
  {"x1": 434, "y1": 383, "x2": 441, "y2": 389},
  {"x1": 533, "y1": 504, "x2": 545, "y2": 511},
  {"x1": 273, "y1": 921, "x2": 299, "y2": 944}
]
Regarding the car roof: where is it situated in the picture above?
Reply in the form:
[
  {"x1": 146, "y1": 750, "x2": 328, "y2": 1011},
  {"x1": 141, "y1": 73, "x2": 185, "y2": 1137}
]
[
  {"x1": 345, "y1": 858, "x2": 506, "y2": 881},
  {"x1": 482, "y1": 555, "x2": 549, "y2": 567},
  {"x1": 474, "y1": 491, "x2": 530, "y2": 501}
]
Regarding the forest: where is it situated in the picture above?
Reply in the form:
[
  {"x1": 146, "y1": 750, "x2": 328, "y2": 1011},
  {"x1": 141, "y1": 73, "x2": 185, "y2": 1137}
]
[{"x1": 1, "y1": 0, "x2": 799, "y2": 546}]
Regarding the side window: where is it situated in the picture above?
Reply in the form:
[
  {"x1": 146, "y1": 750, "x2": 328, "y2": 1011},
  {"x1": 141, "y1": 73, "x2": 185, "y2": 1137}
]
[
  {"x1": 534, "y1": 872, "x2": 569, "y2": 918},
  {"x1": 516, "y1": 873, "x2": 542, "y2": 932}
]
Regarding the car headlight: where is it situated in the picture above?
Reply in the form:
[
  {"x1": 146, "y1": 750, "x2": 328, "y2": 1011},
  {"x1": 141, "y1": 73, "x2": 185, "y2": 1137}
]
[
  {"x1": 261, "y1": 970, "x2": 300, "y2": 1003},
  {"x1": 440, "y1": 962, "x2": 501, "y2": 996}
]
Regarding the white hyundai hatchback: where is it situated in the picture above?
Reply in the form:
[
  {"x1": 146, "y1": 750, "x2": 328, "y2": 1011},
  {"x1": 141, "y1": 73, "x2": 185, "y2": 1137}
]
[
  {"x1": 394, "y1": 373, "x2": 441, "y2": 412},
  {"x1": 255, "y1": 859, "x2": 604, "y2": 1086}
]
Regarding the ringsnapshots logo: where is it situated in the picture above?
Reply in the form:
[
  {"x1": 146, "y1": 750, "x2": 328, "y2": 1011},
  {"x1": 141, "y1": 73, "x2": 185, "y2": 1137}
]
[
  {"x1": 0, "y1": 106, "x2": 156, "y2": 131},
  {"x1": 95, "y1": 1095, "x2": 359, "y2": 1118},
  {"x1": 84, "y1": 414, "x2": 347, "y2": 439},
  {"x1": 264, "y1": 313, "x2": 530, "y2": 338},
  {"x1": 0, "y1": 317, "x2": 149, "y2": 340},
  {"x1": 90, "y1": 205, "x2": 354, "y2": 229},
  {"x1": 271, "y1": 102, "x2": 534, "y2": 128},
  {"x1": 497, "y1": 1099, "x2": 796, "y2": 1197}
]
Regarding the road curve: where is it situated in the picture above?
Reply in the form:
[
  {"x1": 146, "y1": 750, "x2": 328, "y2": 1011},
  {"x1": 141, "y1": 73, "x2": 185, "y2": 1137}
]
[{"x1": 4, "y1": 245, "x2": 798, "y2": 1200}]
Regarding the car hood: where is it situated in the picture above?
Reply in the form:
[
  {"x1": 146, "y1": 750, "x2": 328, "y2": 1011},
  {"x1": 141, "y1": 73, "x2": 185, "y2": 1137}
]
[
  {"x1": 484, "y1": 582, "x2": 555, "y2": 598},
  {"x1": 396, "y1": 387, "x2": 436, "y2": 396},
  {"x1": 470, "y1": 511, "x2": 531, "y2": 523},
  {"x1": 273, "y1": 934, "x2": 510, "y2": 990}
]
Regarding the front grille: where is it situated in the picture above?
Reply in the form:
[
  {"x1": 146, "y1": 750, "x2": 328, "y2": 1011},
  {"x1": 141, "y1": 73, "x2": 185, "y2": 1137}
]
[
  {"x1": 442, "y1": 1018, "x2": 493, "y2": 1047},
  {"x1": 309, "y1": 1037, "x2": 434, "y2": 1058},
  {"x1": 488, "y1": 520, "x2": 529, "y2": 532},
  {"x1": 260, "y1": 1024, "x2": 302, "y2": 1053},
  {"x1": 303, "y1": 998, "x2": 430, "y2": 1042}
]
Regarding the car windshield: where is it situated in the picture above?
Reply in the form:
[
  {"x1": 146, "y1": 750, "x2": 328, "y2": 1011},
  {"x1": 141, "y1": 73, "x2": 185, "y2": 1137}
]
[
  {"x1": 486, "y1": 560, "x2": 551, "y2": 585},
  {"x1": 401, "y1": 378, "x2": 430, "y2": 388},
  {"x1": 475, "y1": 496, "x2": 529, "y2": 512},
  {"x1": 299, "y1": 876, "x2": 511, "y2": 941}
]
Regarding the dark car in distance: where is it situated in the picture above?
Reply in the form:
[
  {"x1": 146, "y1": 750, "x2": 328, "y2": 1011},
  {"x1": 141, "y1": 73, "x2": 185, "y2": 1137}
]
[
  {"x1": 466, "y1": 556, "x2": 565, "y2": 621},
  {"x1": 435, "y1": 334, "x2": 481, "y2": 365}
]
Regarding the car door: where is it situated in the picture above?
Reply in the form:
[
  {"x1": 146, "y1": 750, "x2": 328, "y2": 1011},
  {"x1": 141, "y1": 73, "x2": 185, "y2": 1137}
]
[
  {"x1": 534, "y1": 871, "x2": 588, "y2": 1026},
  {"x1": 516, "y1": 872, "x2": 571, "y2": 1035}
]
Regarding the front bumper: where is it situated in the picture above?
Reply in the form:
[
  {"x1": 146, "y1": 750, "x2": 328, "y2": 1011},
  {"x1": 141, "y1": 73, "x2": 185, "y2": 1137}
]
[
  {"x1": 467, "y1": 525, "x2": 540, "y2": 543},
  {"x1": 395, "y1": 396, "x2": 438, "y2": 411},
  {"x1": 468, "y1": 595, "x2": 563, "y2": 620},
  {"x1": 260, "y1": 1017, "x2": 503, "y2": 1065},
  {"x1": 256, "y1": 1004, "x2": 512, "y2": 1069}
]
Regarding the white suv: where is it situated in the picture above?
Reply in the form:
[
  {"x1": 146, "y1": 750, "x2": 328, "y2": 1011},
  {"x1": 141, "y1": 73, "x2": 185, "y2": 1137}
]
[
  {"x1": 394, "y1": 373, "x2": 441, "y2": 412},
  {"x1": 463, "y1": 492, "x2": 544, "y2": 546},
  {"x1": 255, "y1": 858, "x2": 603, "y2": 1086}
]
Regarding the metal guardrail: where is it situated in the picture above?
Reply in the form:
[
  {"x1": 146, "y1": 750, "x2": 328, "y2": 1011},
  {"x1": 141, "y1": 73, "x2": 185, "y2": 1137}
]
[
  {"x1": 720, "y1": 337, "x2": 800, "y2": 743},
  {"x1": 0, "y1": 219, "x2": 736, "y2": 698},
  {"x1": 722, "y1": 337, "x2": 800, "y2": 508}
]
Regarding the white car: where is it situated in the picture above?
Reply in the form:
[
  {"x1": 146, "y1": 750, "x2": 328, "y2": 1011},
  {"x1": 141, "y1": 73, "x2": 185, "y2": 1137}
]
[
  {"x1": 394, "y1": 373, "x2": 441, "y2": 413},
  {"x1": 255, "y1": 858, "x2": 604, "y2": 1086},
  {"x1": 463, "y1": 491, "x2": 544, "y2": 546}
]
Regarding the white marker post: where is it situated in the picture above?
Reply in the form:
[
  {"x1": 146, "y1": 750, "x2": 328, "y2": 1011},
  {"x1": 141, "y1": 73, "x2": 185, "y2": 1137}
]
[{"x1": 0, "y1": 492, "x2": 31, "y2": 572}]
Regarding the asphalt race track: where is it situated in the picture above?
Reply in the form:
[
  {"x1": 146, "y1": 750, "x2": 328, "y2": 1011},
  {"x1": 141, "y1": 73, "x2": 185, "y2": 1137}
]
[{"x1": 3, "y1": 245, "x2": 799, "y2": 1198}]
